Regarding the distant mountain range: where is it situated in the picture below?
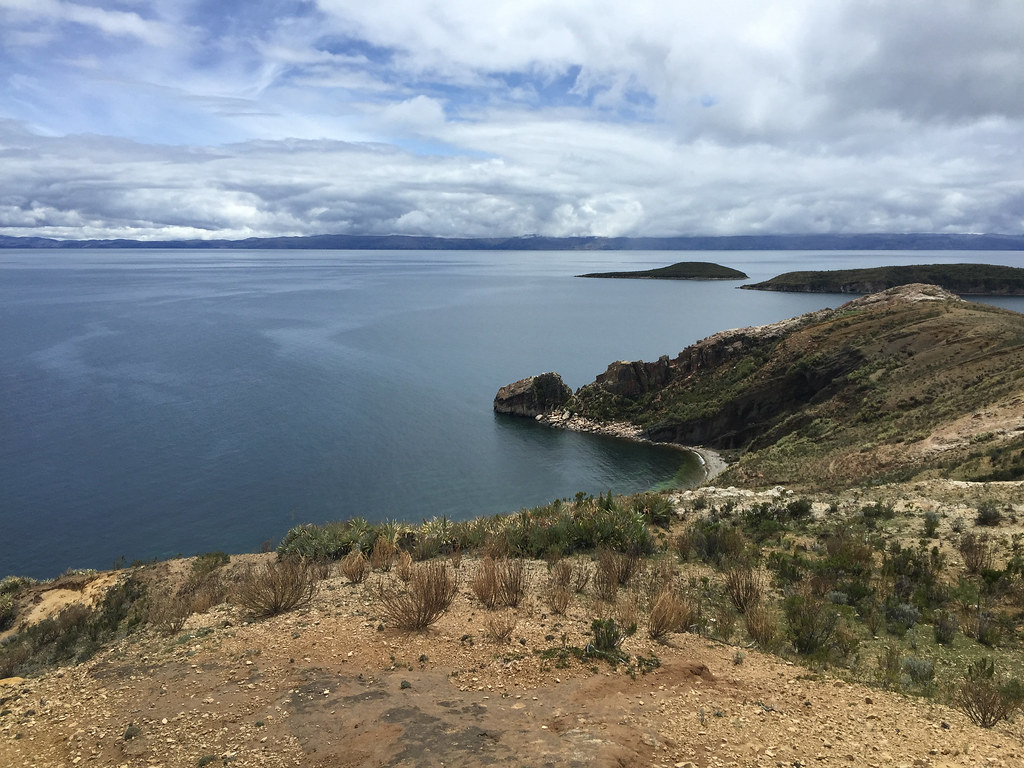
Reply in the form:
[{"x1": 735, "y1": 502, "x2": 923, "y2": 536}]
[{"x1": 1, "y1": 232, "x2": 1023, "y2": 251}]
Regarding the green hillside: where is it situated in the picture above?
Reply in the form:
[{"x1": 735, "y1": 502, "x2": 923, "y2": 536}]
[
  {"x1": 742, "y1": 263, "x2": 1024, "y2": 295},
  {"x1": 559, "y1": 284, "x2": 1024, "y2": 488}
]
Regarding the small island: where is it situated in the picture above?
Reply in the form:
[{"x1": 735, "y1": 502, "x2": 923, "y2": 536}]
[
  {"x1": 741, "y1": 263, "x2": 1024, "y2": 295},
  {"x1": 578, "y1": 261, "x2": 748, "y2": 280}
]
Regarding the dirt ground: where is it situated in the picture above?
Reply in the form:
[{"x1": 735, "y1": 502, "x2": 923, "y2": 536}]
[{"x1": 3, "y1": 501, "x2": 1024, "y2": 768}]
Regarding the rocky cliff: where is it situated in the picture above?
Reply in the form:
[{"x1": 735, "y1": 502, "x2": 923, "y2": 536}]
[{"x1": 493, "y1": 372, "x2": 572, "y2": 417}]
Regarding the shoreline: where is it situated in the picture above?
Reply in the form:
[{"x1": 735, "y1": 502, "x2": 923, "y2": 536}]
[{"x1": 537, "y1": 411, "x2": 728, "y2": 484}]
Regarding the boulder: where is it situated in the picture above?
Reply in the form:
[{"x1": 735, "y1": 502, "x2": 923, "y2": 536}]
[{"x1": 493, "y1": 372, "x2": 572, "y2": 417}]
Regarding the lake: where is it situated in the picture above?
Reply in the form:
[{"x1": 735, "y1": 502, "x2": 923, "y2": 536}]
[{"x1": 2, "y1": 248, "x2": 1022, "y2": 578}]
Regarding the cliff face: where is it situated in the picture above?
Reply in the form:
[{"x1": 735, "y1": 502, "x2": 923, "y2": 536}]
[
  {"x1": 493, "y1": 372, "x2": 572, "y2": 417},
  {"x1": 497, "y1": 284, "x2": 1024, "y2": 487}
]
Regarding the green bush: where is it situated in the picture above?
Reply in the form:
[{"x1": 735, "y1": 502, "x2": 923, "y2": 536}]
[
  {"x1": 975, "y1": 502, "x2": 1003, "y2": 527},
  {"x1": 686, "y1": 519, "x2": 747, "y2": 565},
  {"x1": 885, "y1": 601, "x2": 921, "y2": 636},
  {"x1": 588, "y1": 618, "x2": 631, "y2": 665},
  {"x1": 192, "y1": 551, "x2": 230, "y2": 576},
  {"x1": 627, "y1": 493, "x2": 674, "y2": 528},
  {"x1": 783, "y1": 591, "x2": 842, "y2": 657},
  {"x1": 276, "y1": 523, "x2": 353, "y2": 561},
  {"x1": 0, "y1": 575, "x2": 36, "y2": 595},
  {"x1": 933, "y1": 609, "x2": 958, "y2": 645},
  {"x1": 903, "y1": 656, "x2": 935, "y2": 686},
  {"x1": 0, "y1": 594, "x2": 15, "y2": 631}
]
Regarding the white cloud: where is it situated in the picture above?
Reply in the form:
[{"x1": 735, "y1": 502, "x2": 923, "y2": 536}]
[
  {"x1": 0, "y1": 2, "x2": 1022, "y2": 238},
  {"x1": 0, "y1": 0, "x2": 176, "y2": 47}
]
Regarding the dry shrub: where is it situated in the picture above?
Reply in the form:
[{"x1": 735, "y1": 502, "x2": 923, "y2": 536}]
[
  {"x1": 180, "y1": 569, "x2": 226, "y2": 614},
  {"x1": 648, "y1": 590, "x2": 687, "y2": 641},
  {"x1": 376, "y1": 561, "x2": 459, "y2": 631},
  {"x1": 449, "y1": 543, "x2": 463, "y2": 570},
  {"x1": 952, "y1": 659, "x2": 1024, "y2": 728},
  {"x1": 723, "y1": 565, "x2": 767, "y2": 614},
  {"x1": 233, "y1": 558, "x2": 319, "y2": 619},
  {"x1": 673, "y1": 529, "x2": 694, "y2": 561},
  {"x1": 594, "y1": 563, "x2": 619, "y2": 603},
  {"x1": 959, "y1": 532, "x2": 993, "y2": 575},
  {"x1": 546, "y1": 586, "x2": 572, "y2": 615},
  {"x1": 714, "y1": 602, "x2": 737, "y2": 642},
  {"x1": 395, "y1": 550, "x2": 414, "y2": 583},
  {"x1": 340, "y1": 551, "x2": 371, "y2": 584},
  {"x1": 482, "y1": 534, "x2": 510, "y2": 560},
  {"x1": 646, "y1": 559, "x2": 678, "y2": 598},
  {"x1": 147, "y1": 589, "x2": 191, "y2": 636},
  {"x1": 472, "y1": 557, "x2": 529, "y2": 608},
  {"x1": 616, "y1": 592, "x2": 640, "y2": 633},
  {"x1": 571, "y1": 561, "x2": 592, "y2": 594},
  {"x1": 549, "y1": 560, "x2": 572, "y2": 590},
  {"x1": 472, "y1": 557, "x2": 500, "y2": 609},
  {"x1": 485, "y1": 611, "x2": 518, "y2": 643},
  {"x1": 371, "y1": 537, "x2": 397, "y2": 572},
  {"x1": 596, "y1": 548, "x2": 642, "y2": 587},
  {"x1": 744, "y1": 603, "x2": 778, "y2": 648},
  {"x1": 497, "y1": 558, "x2": 529, "y2": 608}
]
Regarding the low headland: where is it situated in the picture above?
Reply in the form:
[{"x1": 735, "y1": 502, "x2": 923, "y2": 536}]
[
  {"x1": 578, "y1": 261, "x2": 748, "y2": 280},
  {"x1": 4, "y1": 283, "x2": 1024, "y2": 767},
  {"x1": 742, "y1": 262, "x2": 1024, "y2": 295}
]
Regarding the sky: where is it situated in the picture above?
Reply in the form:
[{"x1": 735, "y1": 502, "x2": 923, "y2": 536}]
[{"x1": 0, "y1": 0, "x2": 1022, "y2": 241}]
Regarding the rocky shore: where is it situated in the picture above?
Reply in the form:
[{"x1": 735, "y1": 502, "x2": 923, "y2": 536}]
[{"x1": 538, "y1": 410, "x2": 728, "y2": 483}]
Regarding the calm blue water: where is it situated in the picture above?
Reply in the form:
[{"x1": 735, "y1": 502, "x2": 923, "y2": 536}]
[{"x1": 2, "y1": 249, "x2": 1023, "y2": 578}]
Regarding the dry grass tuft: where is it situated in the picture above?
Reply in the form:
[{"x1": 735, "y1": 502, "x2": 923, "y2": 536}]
[
  {"x1": 471, "y1": 557, "x2": 529, "y2": 609},
  {"x1": 370, "y1": 537, "x2": 397, "y2": 572},
  {"x1": 744, "y1": 602, "x2": 779, "y2": 649},
  {"x1": 546, "y1": 586, "x2": 572, "y2": 615},
  {"x1": 340, "y1": 551, "x2": 371, "y2": 584},
  {"x1": 376, "y1": 561, "x2": 459, "y2": 631},
  {"x1": 233, "y1": 558, "x2": 319, "y2": 619},
  {"x1": 485, "y1": 611, "x2": 518, "y2": 643},
  {"x1": 395, "y1": 550, "x2": 414, "y2": 582},
  {"x1": 648, "y1": 589, "x2": 688, "y2": 641},
  {"x1": 723, "y1": 565, "x2": 767, "y2": 614}
]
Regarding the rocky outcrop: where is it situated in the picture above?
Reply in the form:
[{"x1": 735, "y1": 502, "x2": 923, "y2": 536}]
[
  {"x1": 493, "y1": 372, "x2": 572, "y2": 417},
  {"x1": 593, "y1": 356, "x2": 672, "y2": 398}
]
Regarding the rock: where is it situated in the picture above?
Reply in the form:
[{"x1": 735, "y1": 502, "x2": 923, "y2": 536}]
[
  {"x1": 493, "y1": 372, "x2": 572, "y2": 417},
  {"x1": 593, "y1": 356, "x2": 672, "y2": 398}
]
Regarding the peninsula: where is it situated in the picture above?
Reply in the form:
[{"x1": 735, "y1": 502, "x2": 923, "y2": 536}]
[
  {"x1": 496, "y1": 283, "x2": 1024, "y2": 487},
  {"x1": 741, "y1": 262, "x2": 1024, "y2": 295}
]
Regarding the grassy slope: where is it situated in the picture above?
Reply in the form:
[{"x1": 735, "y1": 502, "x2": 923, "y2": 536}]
[
  {"x1": 742, "y1": 263, "x2": 1024, "y2": 294},
  {"x1": 579, "y1": 261, "x2": 748, "y2": 279},
  {"x1": 568, "y1": 285, "x2": 1024, "y2": 488}
]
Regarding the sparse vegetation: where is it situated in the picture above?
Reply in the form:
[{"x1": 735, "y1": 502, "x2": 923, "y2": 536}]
[
  {"x1": 484, "y1": 610, "x2": 517, "y2": 643},
  {"x1": 952, "y1": 658, "x2": 1024, "y2": 728}
]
